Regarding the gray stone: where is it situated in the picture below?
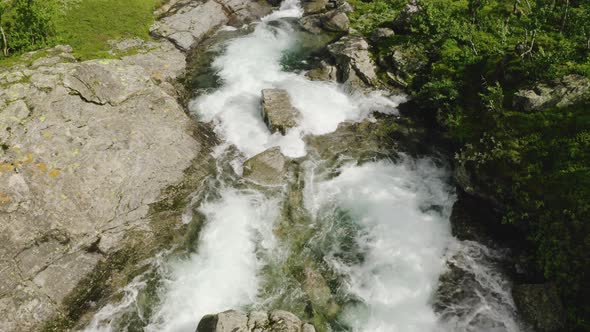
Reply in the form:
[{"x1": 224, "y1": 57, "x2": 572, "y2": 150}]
[
  {"x1": 261, "y1": 89, "x2": 300, "y2": 134},
  {"x1": 392, "y1": 0, "x2": 420, "y2": 32},
  {"x1": 305, "y1": 61, "x2": 337, "y2": 81},
  {"x1": 513, "y1": 75, "x2": 590, "y2": 112},
  {"x1": 327, "y1": 36, "x2": 379, "y2": 92},
  {"x1": 269, "y1": 310, "x2": 301, "y2": 332},
  {"x1": 302, "y1": 0, "x2": 329, "y2": 15},
  {"x1": 247, "y1": 311, "x2": 270, "y2": 331},
  {"x1": 302, "y1": 323, "x2": 316, "y2": 332},
  {"x1": 370, "y1": 27, "x2": 394, "y2": 42},
  {"x1": 243, "y1": 147, "x2": 287, "y2": 186},
  {"x1": 321, "y1": 11, "x2": 350, "y2": 33},
  {"x1": 197, "y1": 310, "x2": 314, "y2": 332}
]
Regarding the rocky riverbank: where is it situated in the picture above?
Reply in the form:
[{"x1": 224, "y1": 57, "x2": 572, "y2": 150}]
[{"x1": 0, "y1": 0, "x2": 279, "y2": 330}]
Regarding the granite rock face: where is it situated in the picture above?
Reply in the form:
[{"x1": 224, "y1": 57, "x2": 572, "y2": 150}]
[
  {"x1": 151, "y1": 0, "x2": 274, "y2": 52},
  {"x1": 0, "y1": 39, "x2": 205, "y2": 331},
  {"x1": 512, "y1": 283, "x2": 566, "y2": 332},
  {"x1": 196, "y1": 310, "x2": 316, "y2": 332},
  {"x1": 243, "y1": 147, "x2": 287, "y2": 186},
  {"x1": 327, "y1": 35, "x2": 379, "y2": 92}
]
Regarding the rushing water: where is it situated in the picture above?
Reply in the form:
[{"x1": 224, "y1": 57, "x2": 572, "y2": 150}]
[{"x1": 84, "y1": 1, "x2": 525, "y2": 331}]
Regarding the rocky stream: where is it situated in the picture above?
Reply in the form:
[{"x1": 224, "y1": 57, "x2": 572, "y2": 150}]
[{"x1": 0, "y1": 0, "x2": 540, "y2": 331}]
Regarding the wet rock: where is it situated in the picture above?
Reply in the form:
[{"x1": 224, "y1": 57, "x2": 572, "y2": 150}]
[
  {"x1": 247, "y1": 311, "x2": 270, "y2": 331},
  {"x1": 512, "y1": 284, "x2": 566, "y2": 332},
  {"x1": 197, "y1": 310, "x2": 248, "y2": 332},
  {"x1": 261, "y1": 89, "x2": 300, "y2": 134},
  {"x1": 327, "y1": 36, "x2": 379, "y2": 92},
  {"x1": 64, "y1": 60, "x2": 151, "y2": 105},
  {"x1": 299, "y1": 5, "x2": 350, "y2": 34},
  {"x1": 513, "y1": 74, "x2": 590, "y2": 112},
  {"x1": 243, "y1": 147, "x2": 287, "y2": 186},
  {"x1": 196, "y1": 310, "x2": 315, "y2": 332},
  {"x1": 152, "y1": 0, "x2": 273, "y2": 51},
  {"x1": 269, "y1": 310, "x2": 302, "y2": 332},
  {"x1": 305, "y1": 60, "x2": 337, "y2": 81}
]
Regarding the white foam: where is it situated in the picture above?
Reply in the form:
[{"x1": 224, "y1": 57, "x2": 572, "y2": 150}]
[
  {"x1": 145, "y1": 189, "x2": 279, "y2": 332},
  {"x1": 306, "y1": 159, "x2": 455, "y2": 332},
  {"x1": 189, "y1": 5, "x2": 404, "y2": 158}
]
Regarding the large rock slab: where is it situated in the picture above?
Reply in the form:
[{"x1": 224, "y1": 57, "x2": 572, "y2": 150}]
[
  {"x1": 152, "y1": 0, "x2": 273, "y2": 51},
  {"x1": 261, "y1": 89, "x2": 300, "y2": 135},
  {"x1": 196, "y1": 310, "x2": 316, "y2": 332},
  {"x1": 0, "y1": 40, "x2": 206, "y2": 331},
  {"x1": 327, "y1": 36, "x2": 379, "y2": 92},
  {"x1": 243, "y1": 147, "x2": 287, "y2": 186}
]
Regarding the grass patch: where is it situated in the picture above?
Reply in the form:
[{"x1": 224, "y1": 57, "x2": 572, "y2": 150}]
[{"x1": 51, "y1": 0, "x2": 162, "y2": 60}]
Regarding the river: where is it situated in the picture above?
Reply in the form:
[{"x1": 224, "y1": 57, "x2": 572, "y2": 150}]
[{"x1": 84, "y1": 1, "x2": 525, "y2": 331}]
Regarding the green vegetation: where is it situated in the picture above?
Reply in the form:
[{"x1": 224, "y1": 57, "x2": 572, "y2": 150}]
[
  {"x1": 0, "y1": 0, "x2": 162, "y2": 63},
  {"x1": 349, "y1": 0, "x2": 590, "y2": 329}
]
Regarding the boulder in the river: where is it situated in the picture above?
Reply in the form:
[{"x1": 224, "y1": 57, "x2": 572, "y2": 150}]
[
  {"x1": 327, "y1": 36, "x2": 379, "y2": 92},
  {"x1": 305, "y1": 60, "x2": 338, "y2": 81},
  {"x1": 261, "y1": 89, "x2": 300, "y2": 135},
  {"x1": 512, "y1": 74, "x2": 590, "y2": 112},
  {"x1": 196, "y1": 310, "x2": 316, "y2": 332},
  {"x1": 512, "y1": 283, "x2": 566, "y2": 332},
  {"x1": 243, "y1": 147, "x2": 287, "y2": 186}
]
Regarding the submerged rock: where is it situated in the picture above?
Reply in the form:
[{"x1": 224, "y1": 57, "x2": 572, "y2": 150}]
[
  {"x1": 512, "y1": 74, "x2": 590, "y2": 112},
  {"x1": 512, "y1": 283, "x2": 566, "y2": 332},
  {"x1": 261, "y1": 89, "x2": 300, "y2": 135},
  {"x1": 243, "y1": 147, "x2": 287, "y2": 186},
  {"x1": 327, "y1": 36, "x2": 379, "y2": 92},
  {"x1": 305, "y1": 60, "x2": 338, "y2": 81},
  {"x1": 196, "y1": 310, "x2": 316, "y2": 332}
]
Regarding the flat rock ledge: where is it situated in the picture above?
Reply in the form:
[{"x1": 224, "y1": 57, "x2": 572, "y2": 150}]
[
  {"x1": 196, "y1": 309, "x2": 316, "y2": 332},
  {"x1": 243, "y1": 147, "x2": 287, "y2": 186},
  {"x1": 0, "y1": 39, "x2": 206, "y2": 332},
  {"x1": 151, "y1": 0, "x2": 274, "y2": 52},
  {"x1": 261, "y1": 89, "x2": 300, "y2": 135}
]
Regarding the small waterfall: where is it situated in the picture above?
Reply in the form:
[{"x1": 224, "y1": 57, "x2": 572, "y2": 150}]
[{"x1": 83, "y1": 1, "x2": 525, "y2": 331}]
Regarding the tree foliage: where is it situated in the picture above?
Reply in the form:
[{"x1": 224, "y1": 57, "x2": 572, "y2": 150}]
[{"x1": 0, "y1": 0, "x2": 56, "y2": 56}]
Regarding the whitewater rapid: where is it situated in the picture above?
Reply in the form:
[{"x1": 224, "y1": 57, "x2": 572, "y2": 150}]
[{"x1": 84, "y1": 0, "x2": 525, "y2": 331}]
